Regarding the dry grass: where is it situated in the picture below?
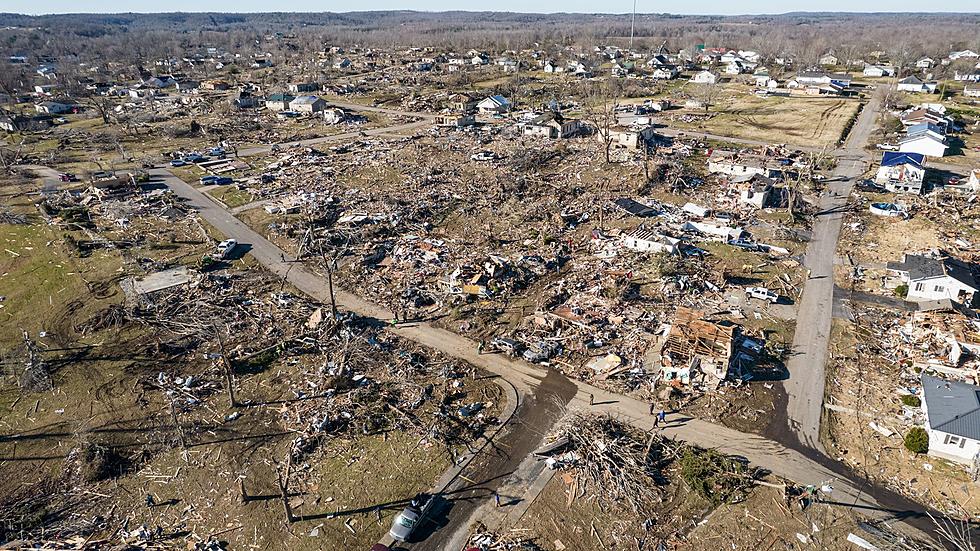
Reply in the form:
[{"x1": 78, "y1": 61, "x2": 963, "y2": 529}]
[{"x1": 673, "y1": 91, "x2": 861, "y2": 148}]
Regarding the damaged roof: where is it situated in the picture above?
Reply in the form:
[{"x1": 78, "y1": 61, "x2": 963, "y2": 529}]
[
  {"x1": 922, "y1": 374, "x2": 980, "y2": 441},
  {"x1": 886, "y1": 254, "x2": 978, "y2": 289}
]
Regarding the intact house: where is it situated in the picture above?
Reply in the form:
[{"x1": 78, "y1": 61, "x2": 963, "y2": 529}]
[
  {"x1": 522, "y1": 112, "x2": 582, "y2": 139},
  {"x1": 707, "y1": 150, "x2": 785, "y2": 179},
  {"x1": 863, "y1": 65, "x2": 895, "y2": 77},
  {"x1": 897, "y1": 76, "x2": 938, "y2": 94},
  {"x1": 916, "y1": 57, "x2": 936, "y2": 69},
  {"x1": 875, "y1": 151, "x2": 926, "y2": 194},
  {"x1": 264, "y1": 93, "x2": 295, "y2": 111},
  {"x1": 898, "y1": 128, "x2": 948, "y2": 158},
  {"x1": 886, "y1": 253, "x2": 978, "y2": 305},
  {"x1": 690, "y1": 70, "x2": 718, "y2": 84},
  {"x1": 476, "y1": 95, "x2": 512, "y2": 115},
  {"x1": 964, "y1": 84, "x2": 980, "y2": 98},
  {"x1": 921, "y1": 374, "x2": 980, "y2": 465},
  {"x1": 289, "y1": 95, "x2": 328, "y2": 114}
]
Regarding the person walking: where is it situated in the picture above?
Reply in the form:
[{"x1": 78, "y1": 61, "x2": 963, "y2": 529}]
[
  {"x1": 477, "y1": 340, "x2": 485, "y2": 355},
  {"x1": 658, "y1": 409, "x2": 667, "y2": 425},
  {"x1": 493, "y1": 491, "x2": 501, "y2": 508},
  {"x1": 649, "y1": 402, "x2": 655, "y2": 415},
  {"x1": 653, "y1": 413, "x2": 660, "y2": 429},
  {"x1": 589, "y1": 393, "x2": 595, "y2": 406}
]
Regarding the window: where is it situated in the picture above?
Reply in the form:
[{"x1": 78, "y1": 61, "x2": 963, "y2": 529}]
[
  {"x1": 915, "y1": 283, "x2": 924, "y2": 292},
  {"x1": 935, "y1": 285, "x2": 945, "y2": 293},
  {"x1": 945, "y1": 434, "x2": 965, "y2": 448}
]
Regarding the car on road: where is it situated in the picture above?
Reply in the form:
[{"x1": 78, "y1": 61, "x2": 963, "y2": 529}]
[
  {"x1": 523, "y1": 340, "x2": 561, "y2": 363},
  {"x1": 389, "y1": 493, "x2": 433, "y2": 543},
  {"x1": 216, "y1": 239, "x2": 238, "y2": 259},
  {"x1": 199, "y1": 175, "x2": 220, "y2": 185},
  {"x1": 490, "y1": 337, "x2": 523, "y2": 357},
  {"x1": 745, "y1": 286, "x2": 779, "y2": 304}
]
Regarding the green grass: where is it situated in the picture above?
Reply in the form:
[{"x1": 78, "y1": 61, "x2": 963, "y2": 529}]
[
  {"x1": 207, "y1": 186, "x2": 255, "y2": 208},
  {"x1": 0, "y1": 220, "x2": 123, "y2": 345}
]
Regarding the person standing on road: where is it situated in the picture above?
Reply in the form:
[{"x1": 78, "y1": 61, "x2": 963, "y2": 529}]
[
  {"x1": 589, "y1": 393, "x2": 594, "y2": 406},
  {"x1": 649, "y1": 402, "x2": 655, "y2": 415},
  {"x1": 477, "y1": 340, "x2": 485, "y2": 355},
  {"x1": 658, "y1": 409, "x2": 667, "y2": 425}
]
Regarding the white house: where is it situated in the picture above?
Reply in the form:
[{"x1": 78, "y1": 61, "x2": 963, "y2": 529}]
[
  {"x1": 949, "y1": 50, "x2": 979, "y2": 61},
  {"x1": 707, "y1": 151, "x2": 784, "y2": 179},
  {"x1": 954, "y1": 71, "x2": 980, "y2": 82},
  {"x1": 523, "y1": 112, "x2": 581, "y2": 139},
  {"x1": 35, "y1": 101, "x2": 73, "y2": 114},
  {"x1": 724, "y1": 60, "x2": 746, "y2": 75},
  {"x1": 916, "y1": 57, "x2": 935, "y2": 69},
  {"x1": 652, "y1": 66, "x2": 679, "y2": 80},
  {"x1": 863, "y1": 65, "x2": 894, "y2": 77},
  {"x1": 599, "y1": 125, "x2": 658, "y2": 149},
  {"x1": 897, "y1": 76, "x2": 938, "y2": 94},
  {"x1": 621, "y1": 229, "x2": 680, "y2": 255},
  {"x1": 875, "y1": 151, "x2": 926, "y2": 194},
  {"x1": 899, "y1": 132, "x2": 947, "y2": 158},
  {"x1": 921, "y1": 374, "x2": 980, "y2": 465},
  {"x1": 886, "y1": 253, "x2": 978, "y2": 304},
  {"x1": 965, "y1": 84, "x2": 980, "y2": 98},
  {"x1": 690, "y1": 70, "x2": 718, "y2": 84},
  {"x1": 476, "y1": 95, "x2": 511, "y2": 115},
  {"x1": 289, "y1": 95, "x2": 327, "y2": 113}
]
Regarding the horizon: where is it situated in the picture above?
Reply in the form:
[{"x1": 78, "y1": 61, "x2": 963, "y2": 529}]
[{"x1": 3, "y1": 5, "x2": 978, "y2": 16}]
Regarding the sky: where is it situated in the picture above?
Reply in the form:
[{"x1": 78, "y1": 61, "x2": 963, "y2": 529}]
[{"x1": 4, "y1": 0, "x2": 978, "y2": 15}]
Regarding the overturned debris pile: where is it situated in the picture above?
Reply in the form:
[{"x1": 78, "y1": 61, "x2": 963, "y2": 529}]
[{"x1": 466, "y1": 523, "x2": 543, "y2": 550}]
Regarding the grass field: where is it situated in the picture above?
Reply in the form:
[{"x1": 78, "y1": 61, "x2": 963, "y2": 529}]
[{"x1": 674, "y1": 91, "x2": 862, "y2": 148}]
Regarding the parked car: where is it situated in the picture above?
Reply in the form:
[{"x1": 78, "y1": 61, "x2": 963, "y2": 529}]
[
  {"x1": 183, "y1": 153, "x2": 205, "y2": 163},
  {"x1": 206, "y1": 147, "x2": 225, "y2": 156},
  {"x1": 215, "y1": 176, "x2": 234, "y2": 185},
  {"x1": 523, "y1": 340, "x2": 561, "y2": 363},
  {"x1": 216, "y1": 239, "x2": 238, "y2": 259},
  {"x1": 490, "y1": 337, "x2": 523, "y2": 357},
  {"x1": 58, "y1": 173, "x2": 76, "y2": 182},
  {"x1": 745, "y1": 286, "x2": 779, "y2": 304},
  {"x1": 388, "y1": 493, "x2": 433, "y2": 543},
  {"x1": 199, "y1": 175, "x2": 220, "y2": 185},
  {"x1": 170, "y1": 159, "x2": 187, "y2": 167}
]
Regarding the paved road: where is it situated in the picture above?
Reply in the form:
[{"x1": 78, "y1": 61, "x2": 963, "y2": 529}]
[
  {"x1": 152, "y1": 167, "x2": 914, "y2": 525},
  {"x1": 783, "y1": 92, "x2": 882, "y2": 452}
]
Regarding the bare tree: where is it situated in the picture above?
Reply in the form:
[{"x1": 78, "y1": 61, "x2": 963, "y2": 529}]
[{"x1": 582, "y1": 79, "x2": 620, "y2": 164}]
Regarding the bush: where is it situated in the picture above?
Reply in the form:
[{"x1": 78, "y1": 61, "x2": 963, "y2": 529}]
[
  {"x1": 904, "y1": 427, "x2": 929, "y2": 454},
  {"x1": 900, "y1": 394, "x2": 921, "y2": 407},
  {"x1": 894, "y1": 284, "x2": 909, "y2": 298}
]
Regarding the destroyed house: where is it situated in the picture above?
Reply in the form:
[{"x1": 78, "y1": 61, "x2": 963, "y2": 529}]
[
  {"x1": 522, "y1": 112, "x2": 581, "y2": 139},
  {"x1": 707, "y1": 151, "x2": 785, "y2": 179},
  {"x1": 661, "y1": 308, "x2": 736, "y2": 387},
  {"x1": 887, "y1": 254, "x2": 978, "y2": 305},
  {"x1": 614, "y1": 197, "x2": 657, "y2": 217},
  {"x1": 621, "y1": 229, "x2": 680, "y2": 255},
  {"x1": 921, "y1": 374, "x2": 980, "y2": 464},
  {"x1": 875, "y1": 151, "x2": 925, "y2": 194}
]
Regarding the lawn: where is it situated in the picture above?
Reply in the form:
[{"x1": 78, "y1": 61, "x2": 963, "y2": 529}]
[{"x1": 673, "y1": 91, "x2": 862, "y2": 148}]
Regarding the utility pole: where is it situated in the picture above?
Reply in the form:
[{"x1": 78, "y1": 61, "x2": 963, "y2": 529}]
[{"x1": 628, "y1": 0, "x2": 637, "y2": 52}]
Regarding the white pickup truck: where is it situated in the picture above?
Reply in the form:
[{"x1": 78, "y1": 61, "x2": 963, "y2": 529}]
[{"x1": 745, "y1": 286, "x2": 779, "y2": 304}]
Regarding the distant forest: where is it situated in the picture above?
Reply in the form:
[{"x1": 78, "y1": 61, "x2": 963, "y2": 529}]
[{"x1": 0, "y1": 11, "x2": 979, "y2": 65}]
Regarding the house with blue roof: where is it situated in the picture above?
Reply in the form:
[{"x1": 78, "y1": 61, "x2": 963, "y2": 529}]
[
  {"x1": 922, "y1": 374, "x2": 980, "y2": 464},
  {"x1": 876, "y1": 151, "x2": 926, "y2": 194}
]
